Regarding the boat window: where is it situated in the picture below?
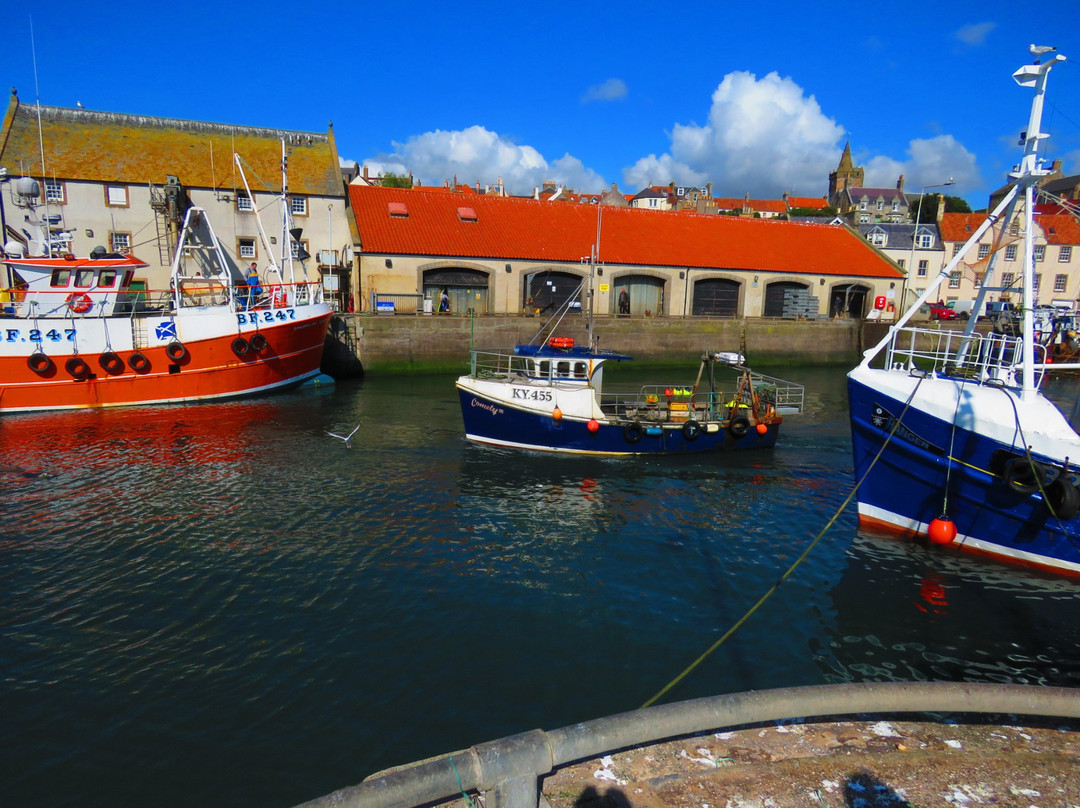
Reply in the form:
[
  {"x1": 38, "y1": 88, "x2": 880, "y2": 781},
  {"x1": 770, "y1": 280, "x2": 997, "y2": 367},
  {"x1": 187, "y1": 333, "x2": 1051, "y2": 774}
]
[
  {"x1": 539, "y1": 360, "x2": 550, "y2": 377},
  {"x1": 98, "y1": 269, "x2": 117, "y2": 287},
  {"x1": 50, "y1": 269, "x2": 71, "y2": 287},
  {"x1": 75, "y1": 269, "x2": 95, "y2": 287},
  {"x1": 557, "y1": 361, "x2": 571, "y2": 376},
  {"x1": 574, "y1": 362, "x2": 587, "y2": 378}
]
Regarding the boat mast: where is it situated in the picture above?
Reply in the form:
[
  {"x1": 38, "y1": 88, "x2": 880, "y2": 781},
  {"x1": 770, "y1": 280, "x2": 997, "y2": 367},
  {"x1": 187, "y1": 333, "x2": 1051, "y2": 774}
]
[{"x1": 1013, "y1": 47, "x2": 1065, "y2": 398}]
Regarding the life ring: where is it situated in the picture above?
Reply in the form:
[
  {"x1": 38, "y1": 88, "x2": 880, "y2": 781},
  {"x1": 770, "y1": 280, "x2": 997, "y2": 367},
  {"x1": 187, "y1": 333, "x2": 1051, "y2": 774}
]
[
  {"x1": 623, "y1": 422, "x2": 643, "y2": 444},
  {"x1": 249, "y1": 333, "x2": 268, "y2": 352},
  {"x1": 682, "y1": 420, "x2": 701, "y2": 441},
  {"x1": 232, "y1": 336, "x2": 252, "y2": 356},
  {"x1": 65, "y1": 356, "x2": 91, "y2": 380},
  {"x1": 1001, "y1": 456, "x2": 1044, "y2": 495},
  {"x1": 99, "y1": 351, "x2": 125, "y2": 375},
  {"x1": 128, "y1": 352, "x2": 151, "y2": 373},
  {"x1": 66, "y1": 292, "x2": 92, "y2": 314},
  {"x1": 1045, "y1": 478, "x2": 1080, "y2": 520},
  {"x1": 729, "y1": 415, "x2": 751, "y2": 438},
  {"x1": 27, "y1": 353, "x2": 54, "y2": 374},
  {"x1": 548, "y1": 336, "x2": 575, "y2": 350},
  {"x1": 165, "y1": 341, "x2": 188, "y2": 362}
]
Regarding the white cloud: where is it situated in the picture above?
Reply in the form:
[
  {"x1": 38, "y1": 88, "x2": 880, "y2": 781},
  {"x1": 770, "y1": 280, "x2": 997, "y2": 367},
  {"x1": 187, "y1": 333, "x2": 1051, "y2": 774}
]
[
  {"x1": 582, "y1": 78, "x2": 628, "y2": 103},
  {"x1": 956, "y1": 22, "x2": 996, "y2": 46},
  {"x1": 363, "y1": 125, "x2": 605, "y2": 195},
  {"x1": 623, "y1": 70, "x2": 844, "y2": 198},
  {"x1": 863, "y1": 135, "x2": 980, "y2": 192}
]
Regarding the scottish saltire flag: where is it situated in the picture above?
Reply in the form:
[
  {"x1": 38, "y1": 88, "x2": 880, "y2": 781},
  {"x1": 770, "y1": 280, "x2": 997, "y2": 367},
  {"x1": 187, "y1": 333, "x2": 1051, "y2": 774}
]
[{"x1": 155, "y1": 321, "x2": 178, "y2": 340}]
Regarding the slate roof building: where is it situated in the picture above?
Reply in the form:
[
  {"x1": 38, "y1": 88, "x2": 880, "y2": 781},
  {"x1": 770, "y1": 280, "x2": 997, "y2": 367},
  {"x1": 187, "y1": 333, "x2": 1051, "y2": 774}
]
[
  {"x1": 349, "y1": 185, "x2": 905, "y2": 318},
  {"x1": 0, "y1": 91, "x2": 351, "y2": 305}
]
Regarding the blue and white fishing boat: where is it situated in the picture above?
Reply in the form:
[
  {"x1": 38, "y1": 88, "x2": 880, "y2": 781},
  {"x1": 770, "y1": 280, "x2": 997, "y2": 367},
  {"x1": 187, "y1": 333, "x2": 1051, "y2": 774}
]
[
  {"x1": 847, "y1": 46, "x2": 1080, "y2": 576},
  {"x1": 456, "y1": 272, "x2": 804, "y2": 456}
]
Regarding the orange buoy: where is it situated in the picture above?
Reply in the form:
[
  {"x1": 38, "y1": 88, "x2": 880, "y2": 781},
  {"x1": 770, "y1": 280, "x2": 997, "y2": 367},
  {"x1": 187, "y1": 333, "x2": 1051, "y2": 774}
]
[
  {"x1": 755, "y1": 423, "x2": 768, "y2": 435},
  {"x1": 927, "y1": 517, "x2": 957, "y2": 545},
  {"x1": 587, "y1": 419, "x2": 600, "y2": 433},
  {"x1": 552, "y1": 407, "x2": 562, "y2": 421}
]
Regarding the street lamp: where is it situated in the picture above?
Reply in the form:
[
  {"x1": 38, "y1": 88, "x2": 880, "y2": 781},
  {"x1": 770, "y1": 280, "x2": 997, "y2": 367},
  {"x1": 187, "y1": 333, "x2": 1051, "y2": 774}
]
[{"x1": 907, "y1": 178, "x2": 955, "y2": 304}]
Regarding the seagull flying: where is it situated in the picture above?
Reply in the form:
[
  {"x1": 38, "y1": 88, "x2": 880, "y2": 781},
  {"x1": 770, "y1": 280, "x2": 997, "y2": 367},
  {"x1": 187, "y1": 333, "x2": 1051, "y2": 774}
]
[{"x1": 326, "y1": 424, "x2": 360, "y2": 449}]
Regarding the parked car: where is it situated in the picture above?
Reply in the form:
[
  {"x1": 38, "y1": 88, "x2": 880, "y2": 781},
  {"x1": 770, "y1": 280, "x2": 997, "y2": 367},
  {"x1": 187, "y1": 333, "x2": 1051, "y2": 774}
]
[
  {"x1": 928, "y1": 302, "x2": 959, "y2": 320},
  {"x1": 981, "y1": 301, "x2": 1017, "y2": 320}
]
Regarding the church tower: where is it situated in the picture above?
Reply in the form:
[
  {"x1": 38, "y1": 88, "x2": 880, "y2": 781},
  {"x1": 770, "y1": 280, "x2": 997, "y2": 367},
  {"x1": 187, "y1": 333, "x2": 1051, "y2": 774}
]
[{"x1": 828, "y1": 142, "x2": 864, "y2": 208}]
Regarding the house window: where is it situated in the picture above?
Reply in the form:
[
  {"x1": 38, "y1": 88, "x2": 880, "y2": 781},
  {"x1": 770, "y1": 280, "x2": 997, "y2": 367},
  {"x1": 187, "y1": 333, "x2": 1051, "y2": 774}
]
[
  {"x1": 1005, "y1": 244, "x2": 1018, "y2": 261},
  {"x1": 917, "y1": 260, "x2": 928, "y2": 277},
  {"x1": 948, "y1": 271, "x2": 961, "y2": 288},
  {"x1": 105, "y1": 185, "x2": 129, "y2": 207},
  {"x1": 290, "y1": 239, "x2": 309, "y2": 260},
  {"x1": 1009, "y1": 220, "x2": 1020, "y2": 236},
  {"x1": 1001, "y1": 272, "x2": 1015, "y2": 290},
  {"x1": 892, "y1": 201, "x2": 899, "y2": 212},
  {"x1": 953, "y1": 244, "x2": 963, "y2": 257},
  {"x1": 858, "y1": 213, "x2": 869, "y2": 223},
  {"x1": 291, "y1": 195, "x2": 308, "y2": 216},
  {"x1": 1034, "y1": 273, "x2": 1041, "y2": 290},
  {"x1": 917, "y1": 231, "x2": 933, "y2": 249},
  {"x1": 977, "y1": 244, "x2": 990, "y2": 259},
  {"x1": 974, "y1": 273, "x2": 983, "y2": 288},
  {"x1": 859, "y1": 200, "x2": 868, "y2": 211},
  {"x1": 238, "y1": 237, "x2": 257, "y2": 259},
  {"x1": 867, "y1": 230, "x2": 886, "y2": 247},
  {"x1": 39, "y1": 178, "x2": 65, "y2": 204},
  {"x1": 876, "y1": 200, "x2": 884, "y2": 211},
  {"x1": 1034, "y1": 245, "x2": 1046, "y2": 262},
  {"x1": 237, "y1": 194, "x2": 253, "y2": 212},
  {"x1": 1054, "y1": 274, "x2": 1067, "y2": 293},
  {"x1": 1059, "y1": 246, "x2": 1072, "y2": 262},
  {"x1": 897, "y1": 259, "x2": 906, "y2": 269},
  {"x1": 109, "y1": 232, "x2": 131, "y2": 254}
]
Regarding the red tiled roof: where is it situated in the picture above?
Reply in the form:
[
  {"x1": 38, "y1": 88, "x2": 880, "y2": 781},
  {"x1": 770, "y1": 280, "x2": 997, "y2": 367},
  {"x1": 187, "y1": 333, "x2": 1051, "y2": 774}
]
[
  {"x1": 750, "y1": 200, "x2": 786, "y2": 213},
  {"x1": 940, "y1": 212, "x2": 1080, "y2": 245},
  {"x1": 939, "y1": 213, "x2": 987, "y2": 242},
  {"x1": 349, "y1": 186, "x2": 903, "y2": 279},
  {"x1": 1039, "y1": 214, "x2": 1080, "y2": 244},
  {"x1": 786, "y1": 195, "x2": 825, "y2": 208}
]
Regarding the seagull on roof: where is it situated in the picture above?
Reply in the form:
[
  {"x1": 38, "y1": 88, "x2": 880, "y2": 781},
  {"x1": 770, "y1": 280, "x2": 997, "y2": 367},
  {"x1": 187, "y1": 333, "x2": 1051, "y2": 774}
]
[{"x1": 326, "y1": 424, "x2": 360, "y2": 449}]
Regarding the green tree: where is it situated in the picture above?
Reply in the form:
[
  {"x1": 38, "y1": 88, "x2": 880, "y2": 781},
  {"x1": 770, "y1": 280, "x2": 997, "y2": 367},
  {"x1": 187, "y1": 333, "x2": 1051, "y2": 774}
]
[
  {"x1": 381, "y1": 172, "x2": 413, "y2": 189},
  {"x1": 912, "y1": 194, "x2": 971, "y2": 222}
]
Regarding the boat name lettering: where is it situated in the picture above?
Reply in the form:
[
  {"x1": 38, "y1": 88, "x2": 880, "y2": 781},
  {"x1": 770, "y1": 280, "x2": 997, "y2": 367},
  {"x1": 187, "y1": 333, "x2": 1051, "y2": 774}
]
[
  {"x1": 511, "y1": 387, "x2": 553, "y2": 402},
  {"x1": 870, "y1": 403, "x2": 943, "y2": 454},
  {"x1": 470, "y1": 398, "x2": 505, "y2": 416},
  {"x1": 236, "y1": 309, "x2": 296, "y2": 325},
  {"x1": 7, "y1": 328, "x2": 76, "y2": 343}
]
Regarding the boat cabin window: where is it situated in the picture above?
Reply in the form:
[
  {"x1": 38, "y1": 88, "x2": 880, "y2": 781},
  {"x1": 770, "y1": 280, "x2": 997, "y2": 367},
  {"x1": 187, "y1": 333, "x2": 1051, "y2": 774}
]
[
  {"x1": 75, "y1": 268, "x2": 95, "y2": 287},
  {"x1": 98, "y1": 269, "x2": 117, "y2": 288},
  {"x1": 538, "y1": 360, "x2": 550, "y2": 378},
  {"x1": 557, "y1": 360, "x2": 571, "y2": 377},
  {"x1": 50, "y1": 269, "x2": 72, "y2": 287},
  {"x1": 574, "y1": 362, "x2": 587, "y2": 379}
]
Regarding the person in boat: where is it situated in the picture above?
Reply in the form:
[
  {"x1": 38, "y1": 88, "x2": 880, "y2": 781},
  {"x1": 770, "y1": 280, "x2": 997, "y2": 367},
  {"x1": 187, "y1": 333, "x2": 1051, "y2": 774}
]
[
  {"x1": 439, "y1": 288, "x2": 450, "y2": 313},
  {"x1": 246, "y1": 263, "x2": 263, "y2": 309}
]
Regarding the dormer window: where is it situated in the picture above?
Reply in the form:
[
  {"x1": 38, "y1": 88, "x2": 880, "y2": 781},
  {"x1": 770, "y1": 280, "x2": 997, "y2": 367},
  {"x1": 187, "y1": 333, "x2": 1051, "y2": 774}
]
[{"x1": 866, "y1": 228, "x2": 887, "y2": 247}]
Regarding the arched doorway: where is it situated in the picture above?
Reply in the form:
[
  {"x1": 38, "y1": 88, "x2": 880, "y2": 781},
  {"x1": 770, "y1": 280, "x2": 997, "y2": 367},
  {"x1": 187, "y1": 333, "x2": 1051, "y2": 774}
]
[
  {"x1": 423, "y1": 268, "x2": 489, "y2": 314},
  {"x1": 525, "y1": 270, "x2": 586, "y2": 316},
  {"x1": 691, "y1": 278, "x2": 740, "y2": 316},
  {"x1": 828, "y1": 283, "x2": 872, "y2": 318},
  {"x1": 613, "y1": 275, "x2": 665, "y2": 316},
  {"x1": 763, "y1": 281, "x2": 815, "y2": 318}
]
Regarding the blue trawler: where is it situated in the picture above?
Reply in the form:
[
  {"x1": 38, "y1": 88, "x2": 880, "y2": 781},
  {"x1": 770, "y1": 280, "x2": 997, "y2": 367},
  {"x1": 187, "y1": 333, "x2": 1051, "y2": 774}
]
[{"x1": 847, "y1": 45, "x2": 1080, "y2": 576}]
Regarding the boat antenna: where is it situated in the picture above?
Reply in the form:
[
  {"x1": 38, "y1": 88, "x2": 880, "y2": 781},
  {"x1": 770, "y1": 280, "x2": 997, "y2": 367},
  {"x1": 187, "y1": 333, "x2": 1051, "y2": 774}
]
[{"x1": 29, "y1": 15, "x2": 53, "y2": 258}]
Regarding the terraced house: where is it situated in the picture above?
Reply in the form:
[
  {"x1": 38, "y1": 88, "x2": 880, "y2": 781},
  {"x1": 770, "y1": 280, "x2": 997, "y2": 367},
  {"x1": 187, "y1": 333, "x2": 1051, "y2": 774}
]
[{"x1": 0, "y1": 91, "x2": 352, "y2": 309}]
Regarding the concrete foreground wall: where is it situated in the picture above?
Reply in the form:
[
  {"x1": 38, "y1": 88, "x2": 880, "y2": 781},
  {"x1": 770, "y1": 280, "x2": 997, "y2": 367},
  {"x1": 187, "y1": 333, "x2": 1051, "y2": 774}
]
[{"x1": 326, "y1": 313, "x2": 869, "y2": 374}]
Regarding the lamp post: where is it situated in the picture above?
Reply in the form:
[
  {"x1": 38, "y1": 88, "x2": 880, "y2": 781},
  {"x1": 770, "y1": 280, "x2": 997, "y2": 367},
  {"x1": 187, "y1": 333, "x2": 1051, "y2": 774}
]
[{"x1": 907, "y1": 178, "x2": 955, "y2": 306}]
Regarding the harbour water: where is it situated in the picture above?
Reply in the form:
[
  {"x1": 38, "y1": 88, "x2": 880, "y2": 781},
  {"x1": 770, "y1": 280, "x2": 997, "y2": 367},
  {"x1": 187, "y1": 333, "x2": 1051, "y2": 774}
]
[{"x1": 3, "y1": 364, "x2": 1080, "y2": 808}]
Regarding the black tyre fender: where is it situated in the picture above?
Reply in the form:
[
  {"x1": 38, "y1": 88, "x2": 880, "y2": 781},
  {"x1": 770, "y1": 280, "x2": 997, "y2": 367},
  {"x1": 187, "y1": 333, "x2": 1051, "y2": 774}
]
[
  {"x1": 65, "y1": 356, "x2": 91, "y2": 380},
  {"x1": 682, "y1": 420, "x2": 701, "y2": 441},
  {"x1": 1045, "y1": 478, "x2": 1080, "y2": 520},
  {"x1": 1001, "y1": 456, "x2": 1044, "y2": 495},
  {"x1": 99, "y1": 351, "x2": 125, "y2": 374},
  {"x1": 623, "y1": 422, "x2": 643, "y2": 444},
  {"x1": 165, "y1": 341, "x2": 189, "y2": 362},
  {"x1": 729, "y1": 415, "x2": 751, "y2": 438},
  {"x1": 128, "y1": 352, "x2": 151, "y2": 373},
  {"x1": 232, "y1": 337, "x2": 252, "y2": 356},
  {"x1": 249, "y1": 333, "x2": 268, "y2": 352},
  {"x1": 28, "y1": 353, "x2": 54, "y2": 374}
]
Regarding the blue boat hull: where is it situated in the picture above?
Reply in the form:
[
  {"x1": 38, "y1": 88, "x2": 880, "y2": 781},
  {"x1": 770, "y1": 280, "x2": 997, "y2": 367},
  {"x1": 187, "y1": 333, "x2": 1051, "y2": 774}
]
[
  {"x1": 847, "y1": 375, "x2": 1080, "y2": 575},
  {"x1": 458, "y1": 389, "x2": 779, "y2": 455}
]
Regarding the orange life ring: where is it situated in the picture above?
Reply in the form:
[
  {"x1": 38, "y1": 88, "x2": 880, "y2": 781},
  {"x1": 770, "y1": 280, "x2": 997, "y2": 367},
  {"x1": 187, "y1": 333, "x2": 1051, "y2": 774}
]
[
  {"x1": 67, "y1": 292, "x2": 92, "y2": 314},
  {"x1": 548, "y1": 337, "x2": 575, "y2": 349}
]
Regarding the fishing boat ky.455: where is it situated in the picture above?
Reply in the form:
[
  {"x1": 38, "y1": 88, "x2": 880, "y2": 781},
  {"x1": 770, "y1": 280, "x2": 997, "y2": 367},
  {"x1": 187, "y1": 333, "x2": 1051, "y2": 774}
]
[{"x1": 848, "y1": 46, "x2": 1080, "y2": 576}]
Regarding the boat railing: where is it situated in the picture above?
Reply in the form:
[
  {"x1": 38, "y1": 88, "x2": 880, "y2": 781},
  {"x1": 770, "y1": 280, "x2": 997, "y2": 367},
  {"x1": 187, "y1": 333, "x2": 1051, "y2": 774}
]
[
  {"x1": 600, "y1": 372, "x2": 804, "y2": 423},
  {"x1": 882, "y1": 325, "x2": 1047, "y2": 387}
]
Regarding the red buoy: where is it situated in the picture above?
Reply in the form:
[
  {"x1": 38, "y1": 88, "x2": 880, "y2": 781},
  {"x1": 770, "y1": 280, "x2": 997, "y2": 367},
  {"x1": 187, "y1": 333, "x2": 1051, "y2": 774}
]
[
  {"x1": 755, "y1": 423, "x2": 768, "y2": 435},
  {"x1": 927, "y1": 517, "x2": 957, "y2": 545},
  {"x1": 587, "y1": 419, "x2": 600, "y2": 433},
  {"x1": 552, "y1": 407, "x2": 562, "y2": 421}
]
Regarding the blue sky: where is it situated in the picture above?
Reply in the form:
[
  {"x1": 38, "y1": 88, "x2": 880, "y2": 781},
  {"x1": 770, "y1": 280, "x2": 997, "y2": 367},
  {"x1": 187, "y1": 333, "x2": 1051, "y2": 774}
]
[{"x1": 2, "y1": 0, "x2": 1078, "y2": 208}]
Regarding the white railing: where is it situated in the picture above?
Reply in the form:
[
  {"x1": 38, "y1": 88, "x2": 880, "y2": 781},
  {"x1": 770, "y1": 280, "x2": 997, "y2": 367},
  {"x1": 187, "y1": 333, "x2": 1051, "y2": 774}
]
[{"x1": 882, "y1": 326, "x2": 1047, "y2": 387}]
